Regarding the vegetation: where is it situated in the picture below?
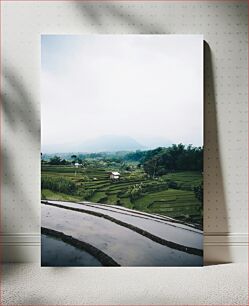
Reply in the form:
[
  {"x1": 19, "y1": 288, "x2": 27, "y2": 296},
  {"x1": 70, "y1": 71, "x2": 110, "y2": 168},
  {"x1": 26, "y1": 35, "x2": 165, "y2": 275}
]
[
  {"x1": 41, "y1": 189, "x2": 82, "y2": 202},
  {"x1": 41, "y1": 144, "x2": 203, "y2": 228},
  {"x1": 41, "y1": 176, "x2": 77, "y2": 195},
  {"x1": 142, "y1": 144, "x2": 203, "y2": 177}
]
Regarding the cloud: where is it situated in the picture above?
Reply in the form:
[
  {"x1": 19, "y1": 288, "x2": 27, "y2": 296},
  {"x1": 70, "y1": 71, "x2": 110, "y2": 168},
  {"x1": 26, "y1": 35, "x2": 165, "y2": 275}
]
[{"x1": 41, "y1": 35, "x2": 203, "y2": 151}]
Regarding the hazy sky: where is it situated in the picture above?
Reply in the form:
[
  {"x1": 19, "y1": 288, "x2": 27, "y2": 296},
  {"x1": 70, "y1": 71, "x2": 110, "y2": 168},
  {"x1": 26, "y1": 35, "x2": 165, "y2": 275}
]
[{"x1": 41, "y1": 35, "x2": 203, "y2": 151}]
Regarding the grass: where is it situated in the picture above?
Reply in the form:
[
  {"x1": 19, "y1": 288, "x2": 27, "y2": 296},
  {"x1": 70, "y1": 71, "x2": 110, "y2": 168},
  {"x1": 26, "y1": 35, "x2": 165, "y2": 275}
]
[
  {"x1": 120, "y1": 197, "x2": 133, "y2": 209},
  {"x1": 106, "y1": 193, "x2": 119, "y2": 204},
  {"x1": 132, "y1": 188, "x2": 202, "y2": 223},
  {"x1": 162, "y1": 171, "x2": 202, "y2": 189},
  {"x1": 134, "y1": 189, "x2": 199, "y2": 208},
  {"x1": 41, "y1": 165, "x2": 203, "y2": 226},
  {"x1": 89, "y1": 192, "x2": 107, "y2": 203},
  {"x1": 41, "y1": 189, "x2": 82, "y2": 202}
]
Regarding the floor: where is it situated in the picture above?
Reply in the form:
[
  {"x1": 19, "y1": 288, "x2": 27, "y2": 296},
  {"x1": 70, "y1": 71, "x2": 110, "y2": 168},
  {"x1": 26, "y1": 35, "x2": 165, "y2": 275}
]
[{"x1": 2, "y1": 263, "x2": 248, "y2": 305}]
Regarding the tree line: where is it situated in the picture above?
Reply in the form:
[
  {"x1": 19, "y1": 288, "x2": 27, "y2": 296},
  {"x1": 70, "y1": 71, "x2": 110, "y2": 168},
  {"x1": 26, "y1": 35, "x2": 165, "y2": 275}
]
[
  {"x1": 42, "y1": 144, "x2": 203, "y2": 178},
  {"x1": 126, "y1": 144, "x2": 203, "y2": 177}
]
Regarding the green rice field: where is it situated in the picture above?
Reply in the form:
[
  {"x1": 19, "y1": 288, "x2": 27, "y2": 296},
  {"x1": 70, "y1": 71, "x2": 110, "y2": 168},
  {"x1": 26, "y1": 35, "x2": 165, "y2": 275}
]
[{"x1": 41, "y1": 164, "x2": 203, "y2": 226}]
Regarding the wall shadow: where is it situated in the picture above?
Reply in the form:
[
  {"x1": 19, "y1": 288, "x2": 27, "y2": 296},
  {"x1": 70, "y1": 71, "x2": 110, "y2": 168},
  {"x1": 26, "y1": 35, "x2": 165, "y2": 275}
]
[
  {"x1": 2, "y1": 67, "x2": 39, "y2": 138},
  {"x1": 204, "y1": 42, "x2": 230, "y2": 264},
  {"x1": 74, "y1": 2, "x2": 167, "y2": 34},
  {"x1": 1, "y1": 67, "x2": 39, "y2": 231},
  {"x1": 1, "y1": 66, "x2": 40, "y2": 268}
]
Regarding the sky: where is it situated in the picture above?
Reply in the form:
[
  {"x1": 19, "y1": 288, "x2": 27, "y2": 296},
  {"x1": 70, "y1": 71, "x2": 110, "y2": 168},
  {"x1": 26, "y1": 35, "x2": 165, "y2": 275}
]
[{"x1": 41, "y1": 35, "x2": 203, "y2": 153}]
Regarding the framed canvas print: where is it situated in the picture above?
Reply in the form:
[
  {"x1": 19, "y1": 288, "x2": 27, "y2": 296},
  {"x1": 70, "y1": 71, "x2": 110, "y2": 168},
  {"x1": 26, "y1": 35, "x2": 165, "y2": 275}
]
[{"x1": 41, "y1": 35, "x2": 203, "y2": 267}]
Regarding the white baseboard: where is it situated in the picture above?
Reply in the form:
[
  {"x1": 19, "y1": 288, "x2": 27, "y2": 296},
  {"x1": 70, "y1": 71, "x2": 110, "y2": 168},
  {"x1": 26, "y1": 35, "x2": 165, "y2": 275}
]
[
  {"x1": 1, "y1": 232, "x2": 248, "y2": 263},
  {"x1": 1, "y1": 233, "x2": 41, "y2": 263},
  {"x1": 204, "y1": 232, "x2": 248, "y2": 264}
]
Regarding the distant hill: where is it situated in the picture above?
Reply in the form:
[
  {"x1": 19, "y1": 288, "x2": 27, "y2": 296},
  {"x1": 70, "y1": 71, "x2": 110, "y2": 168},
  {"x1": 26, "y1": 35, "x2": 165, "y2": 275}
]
[
  {"x1": 79, "y1": 135, "x2": 145, "y2": 152},
  {"x1": 42, "y1": 135, "x2": 145, "y2": 154}
]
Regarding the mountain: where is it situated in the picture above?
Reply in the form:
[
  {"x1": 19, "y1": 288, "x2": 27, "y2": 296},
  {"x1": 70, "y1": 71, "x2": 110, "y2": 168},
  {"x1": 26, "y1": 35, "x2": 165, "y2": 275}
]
[
  {"x1": 79, "y1": 135, "x2": 145, "y2": 152},
  {"x1": 42, "y1": 135, "x2": 145, "y2": 153}
]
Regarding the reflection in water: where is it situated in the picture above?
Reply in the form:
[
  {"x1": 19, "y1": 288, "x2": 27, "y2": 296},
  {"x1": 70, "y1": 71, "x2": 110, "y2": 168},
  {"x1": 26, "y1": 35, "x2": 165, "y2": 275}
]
[
  {"x1": 41, "y1": 234, "x2": 102, "y2": 267},
  {"x1": 42, "y1": 204, "x2": 203, "y2": 266},
  {"x1": 49, "y1": 200, "x2": 203, "y2": 249}
]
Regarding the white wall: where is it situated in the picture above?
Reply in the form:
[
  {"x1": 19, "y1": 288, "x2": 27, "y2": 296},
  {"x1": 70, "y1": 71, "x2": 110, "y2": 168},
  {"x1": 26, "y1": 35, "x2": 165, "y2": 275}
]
[{"x1": 1, "y1": 1, "x2": 248, "y2": 263}]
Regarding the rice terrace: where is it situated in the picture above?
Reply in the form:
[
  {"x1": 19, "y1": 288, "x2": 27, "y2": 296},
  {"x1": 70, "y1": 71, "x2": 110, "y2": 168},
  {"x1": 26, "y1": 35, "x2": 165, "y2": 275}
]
[
  {"x1": 41, "y1": 145, "x2": 203, "y2": 267},
  {"x1": 41, "y1": 146, "x2": 203, "y2": 226}
]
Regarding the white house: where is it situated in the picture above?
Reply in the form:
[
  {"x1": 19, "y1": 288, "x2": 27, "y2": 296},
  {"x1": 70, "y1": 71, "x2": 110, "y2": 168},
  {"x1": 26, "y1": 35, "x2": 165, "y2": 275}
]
[
  {"x1": 110, "y1": 171, "x2": 120, "y2": 180},
  {"x1": 74, "y1": 162, "x2": 82, "y2": 168}
]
